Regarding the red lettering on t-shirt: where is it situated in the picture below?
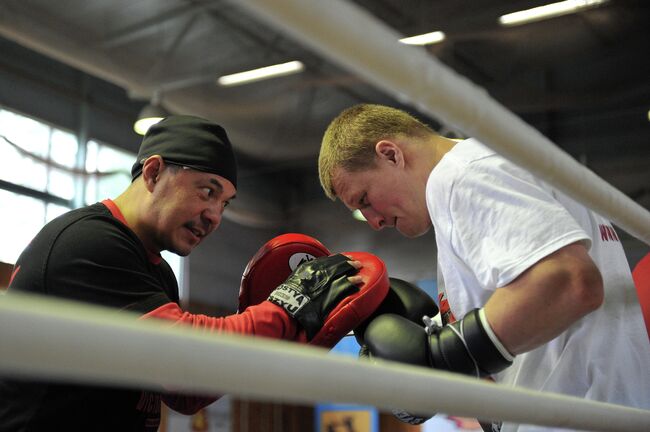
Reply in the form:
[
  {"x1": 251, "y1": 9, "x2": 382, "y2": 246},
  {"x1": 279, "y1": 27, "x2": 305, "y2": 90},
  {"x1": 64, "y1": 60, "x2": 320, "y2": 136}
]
[{"x1": 599, "y1": 224, "x2": 620, "y2": 242}]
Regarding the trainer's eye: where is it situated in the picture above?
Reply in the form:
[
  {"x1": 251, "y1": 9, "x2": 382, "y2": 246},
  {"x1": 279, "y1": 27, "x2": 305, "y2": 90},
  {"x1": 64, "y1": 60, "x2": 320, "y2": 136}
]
[{"x1": 201, "y1": 187, "x2": 214, "y2": 198}]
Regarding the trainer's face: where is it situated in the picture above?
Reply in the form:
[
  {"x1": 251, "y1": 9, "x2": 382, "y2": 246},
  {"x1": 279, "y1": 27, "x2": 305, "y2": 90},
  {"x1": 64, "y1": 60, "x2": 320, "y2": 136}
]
[
  {"x1": 150, "y1": 164, "x2": 236, "y2": 256},
  {"x1": 332, "y1": 158, "x2": 431, "y2": 238}
]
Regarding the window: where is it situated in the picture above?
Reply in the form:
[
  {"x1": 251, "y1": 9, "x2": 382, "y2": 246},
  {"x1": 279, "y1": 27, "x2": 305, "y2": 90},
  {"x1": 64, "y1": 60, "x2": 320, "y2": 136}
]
[
  {"x1": 84, "y1": 139, "x2": 133, "y2": 204},
  {"x1": 0, "y1": 189, "x2": 69, "y2": 264},
  {"x1": 0, "y1": 107, "x2": 185, "y2": 289},
  {"x1": 0, "y1": 110, "x2": 50, "y2": 193},
  {"x1": 0, "y1": 109, "x2": 78, "y2": 263}
]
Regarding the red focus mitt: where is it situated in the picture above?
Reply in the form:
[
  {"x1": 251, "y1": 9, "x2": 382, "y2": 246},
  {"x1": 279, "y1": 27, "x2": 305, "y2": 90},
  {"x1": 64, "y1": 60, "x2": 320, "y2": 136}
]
[
  {"x1": 238, "y1": 233, "x2": 331, "y2": 313},
  {"x1": 238, "y1": 234, "x2": 390, "y2": 348}
]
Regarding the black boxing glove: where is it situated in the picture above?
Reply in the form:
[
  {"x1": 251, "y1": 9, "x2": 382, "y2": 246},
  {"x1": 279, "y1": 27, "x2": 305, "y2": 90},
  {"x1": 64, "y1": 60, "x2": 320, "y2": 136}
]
[
  {"x1": 268, "y1": 253, "x2": 359, "y2": 340},
  {"x1": 355, "y1": 278, "x2": 439, "y2": 425},
  {"x1": 354, "y1": 278, "x2": 438, "y2": 346},
  {"x1": 363, "y1": 308, "x2": 514, "y2": 377}
]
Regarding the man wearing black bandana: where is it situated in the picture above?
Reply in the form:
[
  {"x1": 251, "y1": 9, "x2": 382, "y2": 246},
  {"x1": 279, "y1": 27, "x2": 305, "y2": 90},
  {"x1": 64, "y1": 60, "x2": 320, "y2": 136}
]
[{"x1": 0, "y1": 115, "x2": 363, "y2": 431}]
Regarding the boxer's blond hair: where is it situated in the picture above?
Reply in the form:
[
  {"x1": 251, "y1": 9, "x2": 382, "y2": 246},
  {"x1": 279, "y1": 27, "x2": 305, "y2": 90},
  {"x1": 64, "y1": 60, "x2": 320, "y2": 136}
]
[{"x1": 318, "y1": 104, "x2": 434, "y2": 200}]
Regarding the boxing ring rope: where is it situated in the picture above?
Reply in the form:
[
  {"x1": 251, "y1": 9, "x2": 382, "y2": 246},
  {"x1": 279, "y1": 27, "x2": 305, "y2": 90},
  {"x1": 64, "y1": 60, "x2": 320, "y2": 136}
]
[
  {"x1": 1, "y1": 292, "x2": 649, "y2": 432},
  {"x1": 231, "y1": 0, "x2": 650, "y2": 247}
]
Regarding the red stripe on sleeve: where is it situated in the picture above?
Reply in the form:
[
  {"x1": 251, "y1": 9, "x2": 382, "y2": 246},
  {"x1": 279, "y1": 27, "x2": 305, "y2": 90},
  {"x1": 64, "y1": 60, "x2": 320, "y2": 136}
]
[
  {"x1": 8, "y1": 265, "x2": 20, "y2": 286},
  {"x1": 140, "y1": 301, "x2": 298, "y2": 340}
]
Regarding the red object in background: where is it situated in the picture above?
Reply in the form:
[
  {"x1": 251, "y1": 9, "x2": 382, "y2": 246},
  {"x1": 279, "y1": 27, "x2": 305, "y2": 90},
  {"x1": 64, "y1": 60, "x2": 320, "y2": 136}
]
[
  {"x1": 447, "y1": 415, "x2": 482, "y2": 430},
  {"x1": 631, "y1": 253, "x2": 650, "y2": 341}
]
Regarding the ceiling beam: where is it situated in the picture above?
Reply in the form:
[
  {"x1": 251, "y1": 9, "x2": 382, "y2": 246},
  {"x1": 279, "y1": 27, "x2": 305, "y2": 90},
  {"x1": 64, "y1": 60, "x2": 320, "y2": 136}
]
[{"x1": 99, "y1": 1, "x2": 213, "y2": 49}]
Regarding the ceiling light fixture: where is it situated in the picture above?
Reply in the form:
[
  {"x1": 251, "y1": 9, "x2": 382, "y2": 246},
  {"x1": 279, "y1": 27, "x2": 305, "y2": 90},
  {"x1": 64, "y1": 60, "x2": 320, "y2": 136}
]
[
  {"x1": 399, "y1": 31, "x2": 446, "y2": 46},
  {"x1": 134, "y1": 91, "x2": 169, "y2": 136},
  {"x1": 217, "y1": 61, "x2": 305, "y2": 87},
  {"x1": 133, "y1": 102, "x2": 169, "y2": 136},
  {"x1": 499, "y1": 0, "x2": 608, "y2": 26}
]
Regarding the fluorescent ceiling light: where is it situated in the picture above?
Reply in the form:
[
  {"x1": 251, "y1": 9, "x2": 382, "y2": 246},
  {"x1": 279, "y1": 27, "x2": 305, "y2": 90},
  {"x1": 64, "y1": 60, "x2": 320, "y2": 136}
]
[
  {"x1": 399, "y1": 31, "x2": 446, "y2": 45},
  {"x1": 133, "y1": 102, "x2": 168, "y2": 135},
  {"x1": 134, "y1": 117, "x2": 164, "y2": 136},
  {"x1": 499, "y1": 0, "x2": 608, "y2": 26},
  {"x1": 217, "y1": 61, "x2": 304, "y2": 86}
]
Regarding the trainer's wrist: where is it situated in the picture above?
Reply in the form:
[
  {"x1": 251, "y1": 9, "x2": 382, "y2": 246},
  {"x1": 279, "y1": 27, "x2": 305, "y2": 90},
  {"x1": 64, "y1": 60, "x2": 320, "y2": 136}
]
[{"x1": 268, "y1": 282, "x2": 310, "y2": 318}]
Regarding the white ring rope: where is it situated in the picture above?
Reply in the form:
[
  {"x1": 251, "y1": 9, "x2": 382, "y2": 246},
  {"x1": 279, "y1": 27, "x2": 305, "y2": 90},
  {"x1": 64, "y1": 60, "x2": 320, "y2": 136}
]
[
  {"x1": 1, "y1": 293, "x2": 649, "y2": 432},
  {"x1": 231, "y1": 0, "x2": 650, "y2": 247}
]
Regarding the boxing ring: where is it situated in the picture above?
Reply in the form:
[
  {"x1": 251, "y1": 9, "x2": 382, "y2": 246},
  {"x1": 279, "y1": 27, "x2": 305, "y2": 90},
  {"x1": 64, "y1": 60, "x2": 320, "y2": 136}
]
[{"x1": 1, "y1": 0, "x2": 649, "y2": 430}]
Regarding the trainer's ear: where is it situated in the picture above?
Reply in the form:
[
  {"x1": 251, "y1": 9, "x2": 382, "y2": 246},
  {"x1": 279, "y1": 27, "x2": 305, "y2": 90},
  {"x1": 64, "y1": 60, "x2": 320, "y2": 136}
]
[
  {"x1": 141, "y1": 155, "x2": 164, "y2": 191},
  {"x1": 375, "y1": 140, "x2": 404, "y2": 168}
]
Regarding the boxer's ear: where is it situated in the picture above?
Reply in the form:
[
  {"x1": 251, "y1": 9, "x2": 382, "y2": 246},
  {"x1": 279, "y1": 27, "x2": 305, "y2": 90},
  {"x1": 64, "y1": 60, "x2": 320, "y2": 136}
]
[{"x1": 375, "y1": 140, "x2": 405, "y2": 168}]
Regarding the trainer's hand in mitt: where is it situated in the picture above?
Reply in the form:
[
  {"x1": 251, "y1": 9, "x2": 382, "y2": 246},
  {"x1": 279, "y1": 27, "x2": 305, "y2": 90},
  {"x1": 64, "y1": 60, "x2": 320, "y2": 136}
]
[
  {"x1": 305, "y1": 251, "x2": 389, "y2": 347},
  {"x1": 238, "y1": 233, "x2": 390, "y2": 348},
  {"x1": 268, "y1": 253, "x2": 361, "y2": 341},
  {"x1": 238, "y1": 233, "x2": 331, "y2": 313}
]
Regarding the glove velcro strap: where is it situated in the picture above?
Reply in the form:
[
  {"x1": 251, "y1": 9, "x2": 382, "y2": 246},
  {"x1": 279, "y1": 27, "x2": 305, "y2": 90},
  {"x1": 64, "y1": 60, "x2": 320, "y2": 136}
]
[
  {"x1": 429, "y1": 308, "x2": 514, "y2": 377},
  {"x1": 267, "y1": 282, "x2": 310, "y2": 317},
  {"x1": 478, "y1": 308, "x2": 514, "y2": 363},
  {"x1": 461, "y1": 308, "x2": 513, "y2": 376},
  {"x1": 432, "y1": 325, "x2": 479, "y2": 375}
]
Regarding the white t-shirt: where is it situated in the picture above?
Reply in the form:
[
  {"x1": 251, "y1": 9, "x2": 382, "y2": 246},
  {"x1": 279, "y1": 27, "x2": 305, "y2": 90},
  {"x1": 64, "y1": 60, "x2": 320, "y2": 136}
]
[{"x1": 426, "y1": 138, "x2": 650, "y2": 432}]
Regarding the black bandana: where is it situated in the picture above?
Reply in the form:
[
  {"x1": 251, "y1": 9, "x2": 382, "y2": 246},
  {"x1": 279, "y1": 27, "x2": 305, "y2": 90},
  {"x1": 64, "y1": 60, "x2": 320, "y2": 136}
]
[{"x1": 131, "y1": 115, "x2": 237, "y2": 188}]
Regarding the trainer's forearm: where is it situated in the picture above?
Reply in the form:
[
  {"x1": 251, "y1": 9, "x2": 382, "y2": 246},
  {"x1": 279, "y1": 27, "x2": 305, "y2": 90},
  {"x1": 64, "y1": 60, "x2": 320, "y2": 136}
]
[{"x1": 140, "y1": 301, "x2": 299, "y2": 339}]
